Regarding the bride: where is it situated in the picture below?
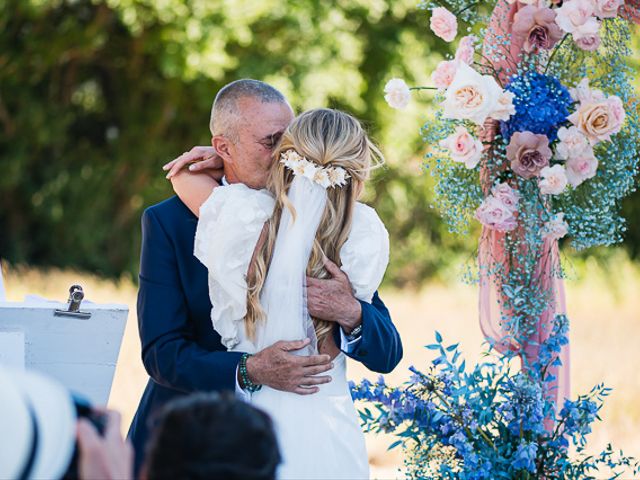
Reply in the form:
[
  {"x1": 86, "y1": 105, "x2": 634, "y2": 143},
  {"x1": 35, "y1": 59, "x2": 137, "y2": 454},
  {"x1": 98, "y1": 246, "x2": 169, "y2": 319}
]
[{"x1": 173, "y1": 108, "x2": 389, "y2": 479}]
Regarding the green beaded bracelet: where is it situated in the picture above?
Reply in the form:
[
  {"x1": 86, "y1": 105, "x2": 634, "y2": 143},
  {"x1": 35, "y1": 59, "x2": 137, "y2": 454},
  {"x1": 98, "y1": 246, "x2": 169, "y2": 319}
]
[{"x1": 239, "y1": 353, "x2": 262, "y2": 393}]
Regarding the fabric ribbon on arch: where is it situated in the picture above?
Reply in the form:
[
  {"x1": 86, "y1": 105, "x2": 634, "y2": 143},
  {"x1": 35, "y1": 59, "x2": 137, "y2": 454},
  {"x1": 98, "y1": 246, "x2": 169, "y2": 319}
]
[{"x1": 476, "y1": 0, "x2": 571, "y2": 422}]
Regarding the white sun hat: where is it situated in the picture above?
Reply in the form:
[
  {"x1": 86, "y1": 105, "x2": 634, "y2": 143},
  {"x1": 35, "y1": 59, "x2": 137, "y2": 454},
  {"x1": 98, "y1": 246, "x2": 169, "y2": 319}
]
[{"x1": 0, "y1": 366, "x2": 77, "y2": 480}]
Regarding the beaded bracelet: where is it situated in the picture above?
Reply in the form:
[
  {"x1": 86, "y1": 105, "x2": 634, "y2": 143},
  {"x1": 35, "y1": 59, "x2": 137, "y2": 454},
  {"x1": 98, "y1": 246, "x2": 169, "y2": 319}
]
[{"x1": 239, "y1": 353, "x2": 262, "y2": 393}]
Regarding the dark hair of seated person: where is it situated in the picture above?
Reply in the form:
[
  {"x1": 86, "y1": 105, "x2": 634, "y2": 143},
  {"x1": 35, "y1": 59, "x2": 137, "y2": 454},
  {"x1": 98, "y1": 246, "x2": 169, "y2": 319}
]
[{"x1": 143, "y1": 392, "x2": 281, "y2": 480}]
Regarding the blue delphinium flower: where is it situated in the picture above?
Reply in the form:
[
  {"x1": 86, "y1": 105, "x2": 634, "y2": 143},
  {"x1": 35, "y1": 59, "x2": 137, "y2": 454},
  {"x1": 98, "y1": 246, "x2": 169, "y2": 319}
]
[
  {"x1": 512, "y1": 441, "x2": 538, "y2": 473},
  {"x1": 500, "y1": 71, "x2": 573, "y2": 142},
  {"x1": 497, "y1": 373, "x2": 546, "y2": 435}
]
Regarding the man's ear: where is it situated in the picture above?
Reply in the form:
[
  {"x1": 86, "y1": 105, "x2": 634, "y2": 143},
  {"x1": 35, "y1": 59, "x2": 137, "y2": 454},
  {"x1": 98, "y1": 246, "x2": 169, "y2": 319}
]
[{"x1": 212, "y1": 135, "x2": 233, "y2": 163}]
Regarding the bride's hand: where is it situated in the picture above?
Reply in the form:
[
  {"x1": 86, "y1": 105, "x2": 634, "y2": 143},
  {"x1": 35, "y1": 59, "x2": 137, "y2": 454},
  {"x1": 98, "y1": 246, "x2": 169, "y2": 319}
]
[{"x1": 163, "y1": 146, "x2": 223, "y2": 180}]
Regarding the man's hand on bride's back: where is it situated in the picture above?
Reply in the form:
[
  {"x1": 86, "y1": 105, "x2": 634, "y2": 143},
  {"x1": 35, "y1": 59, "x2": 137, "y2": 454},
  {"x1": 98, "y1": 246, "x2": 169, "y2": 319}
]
[
  {"x1": 163, "y1": 146, "x2": 224, "y2": 180},
  {"x1": 247, "y1": 338, "x2": 333, "y2": 395},
  {"x1": 306, "y1": 257, "x2": 362, "y2": 334}
]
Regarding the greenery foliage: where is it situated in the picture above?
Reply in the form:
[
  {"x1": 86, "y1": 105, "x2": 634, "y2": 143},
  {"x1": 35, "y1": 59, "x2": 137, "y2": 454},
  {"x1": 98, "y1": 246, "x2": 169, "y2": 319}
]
[{"x1": 0, "y1": 0, "x2": 637, "y2": 283}]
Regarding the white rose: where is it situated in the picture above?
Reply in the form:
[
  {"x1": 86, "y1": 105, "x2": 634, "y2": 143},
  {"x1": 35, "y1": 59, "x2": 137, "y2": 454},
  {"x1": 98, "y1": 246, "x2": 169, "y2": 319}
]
[
  {"x1": 442, "y1": 63, "x2": 503, "y2": 125},
  {"x1": 569, "y1": 78, "x2": 606, "y2": 104},
  {"x1": 565, "y1": 150, "x2": 598, "y2": 187},
  {"x1": 384, "y1": 78, "x2": 412, "y2": 109},
  {"x1": 490, "y1": 90, "x2": 516, "y2": 121},
  {"x1": 555, "y1": 126, "x2": 592, "y2": 160},
  {"x1": 539, "y1": 164, "x2": 569, "y2": 195}
]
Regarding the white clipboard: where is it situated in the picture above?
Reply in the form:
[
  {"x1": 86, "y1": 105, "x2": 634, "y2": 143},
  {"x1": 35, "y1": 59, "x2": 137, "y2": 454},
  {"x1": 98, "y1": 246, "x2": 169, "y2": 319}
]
[{"x1": 0, "y1": 289, "x2": 128, "y2": 405}]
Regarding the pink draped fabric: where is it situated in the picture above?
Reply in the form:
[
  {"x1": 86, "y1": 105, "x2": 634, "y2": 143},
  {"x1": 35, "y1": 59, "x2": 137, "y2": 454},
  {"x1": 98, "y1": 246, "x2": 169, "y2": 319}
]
[{"x1": 478, "y1": 0, "x2": 570, "y2": 418}]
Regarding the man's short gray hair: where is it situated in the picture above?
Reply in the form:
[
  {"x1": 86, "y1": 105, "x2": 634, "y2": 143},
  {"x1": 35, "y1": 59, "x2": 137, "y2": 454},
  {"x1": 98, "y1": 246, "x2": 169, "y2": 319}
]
[{"x1": 209, "y1": 79, "x2": 288, "y2": 141}]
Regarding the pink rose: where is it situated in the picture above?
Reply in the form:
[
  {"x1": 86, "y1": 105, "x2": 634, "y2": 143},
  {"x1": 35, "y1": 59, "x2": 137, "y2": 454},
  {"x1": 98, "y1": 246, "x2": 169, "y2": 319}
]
[
  {"x1": 542, "y1": 213, "x2": 569, "y2": 240},
  {"x1": 513, "y1": 6, "x2": 564, "y2": 52},
  {"x1": 475, "y1": 196, "x2": 518, "y2": 232},
  {"x1": 455, "y1": 35, "x2": 477, "y2": 64},
  {"x1": 491, "y1": 182, "x2": 521, "y2": 212},
  {"x1": 430, "y1": 7, "x2": 458, "y2": 42},
  {"x1": 573, "y1": 18, "x2": 601, "y2": 51},
  {"x1": 539, "y1": 165, "x2": 568, "y2": 195},
  {"x1": 594, "y1": 0, "x2": 623, "y2": 18},
  {"x1": 568, "y1": 95, "x2": 626, "y2": 144},
  {"x1": 439, "y1": 126, "x2": 484, "y2": 169},
  {"x1": 555, "y1": 126, "x2": 592, "y2": 160},
  {"x1": 506, "y1": 131, "x2": 552, "y2": 179},
  {"x1": 555, "y1": 0, "x2": 595, "y2": 34},
  {"x1": 565, "y1": 150, "x2": 598, "y2": 187},
  {"x1": 431, "y1": 60, "x2": 458, "y2": 90}
]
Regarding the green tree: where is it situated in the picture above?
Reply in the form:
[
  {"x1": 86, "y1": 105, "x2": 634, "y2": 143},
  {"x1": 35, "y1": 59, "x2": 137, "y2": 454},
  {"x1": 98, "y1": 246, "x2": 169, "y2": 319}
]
[{"x1": 0, "y1": 0, "x2": 637, "y2": 284}]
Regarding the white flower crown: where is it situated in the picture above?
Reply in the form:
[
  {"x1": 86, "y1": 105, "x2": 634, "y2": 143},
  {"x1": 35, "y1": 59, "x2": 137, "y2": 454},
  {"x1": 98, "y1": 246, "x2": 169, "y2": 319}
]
[{"x1": 279, "y1": 149, "x2": 350, "y2": 189}]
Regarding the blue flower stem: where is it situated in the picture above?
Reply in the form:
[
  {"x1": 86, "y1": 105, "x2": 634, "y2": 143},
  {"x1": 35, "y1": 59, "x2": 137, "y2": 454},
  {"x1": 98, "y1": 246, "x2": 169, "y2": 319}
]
[{"x1": 432, "y1": 389, "x2": 497, "y2": 450}]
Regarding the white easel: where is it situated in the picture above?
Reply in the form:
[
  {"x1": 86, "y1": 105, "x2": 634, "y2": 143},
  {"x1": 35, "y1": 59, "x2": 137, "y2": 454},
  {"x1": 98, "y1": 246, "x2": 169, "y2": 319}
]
[{"x1": 0, "y1": 284, "x2": 128, "y2": 405}]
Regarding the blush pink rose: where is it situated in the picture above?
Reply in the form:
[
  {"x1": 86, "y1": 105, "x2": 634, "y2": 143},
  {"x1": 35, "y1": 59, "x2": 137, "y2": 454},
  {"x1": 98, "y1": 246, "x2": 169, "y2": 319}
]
[
  {"x1": 475, "y1": 196, "x2": 518, "y2": 232},
  {"x1": 455, "y1": 35, "x2": 477, "y2": 64},
  {"x1": 512, "y1": 6, "x2": 564, "y2": 52},
  {"x1": 430, "y1": 7, "x2": 458, "y2": 42},
  {"x1": 431, "y1": 60, "x2": 458, "y2": 90},
  {"x1": 506, "y1": 131, "x2": 552, "y2": 179},
  {"x1": 555, "y1": 0, "x2": 595, "y2": 34},
  {"x1": 573, "y1": 18, "x2": 601, "y2": 50},
  {"x1": 568, "y1": 95, "x2": 626, "y2": 144},
  {"x1": 491, "y1": 182, "x2": 520, "y2": 212},
  {"x1": 439, "y1": 126, "x2": 483, "y2": 169},
  {"x1": 565, "y1": 150, "x2": 599, "y2": 187},
  {"x1": 594, "y1": 0, "x2": 623, "y2": 18}
]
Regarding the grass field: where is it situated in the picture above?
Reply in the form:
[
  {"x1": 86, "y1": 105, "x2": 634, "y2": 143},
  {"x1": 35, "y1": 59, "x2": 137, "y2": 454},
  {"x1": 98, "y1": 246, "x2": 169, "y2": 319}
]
[{"x1": 3, "y1": 256, "x2": 639, "y2": 479}]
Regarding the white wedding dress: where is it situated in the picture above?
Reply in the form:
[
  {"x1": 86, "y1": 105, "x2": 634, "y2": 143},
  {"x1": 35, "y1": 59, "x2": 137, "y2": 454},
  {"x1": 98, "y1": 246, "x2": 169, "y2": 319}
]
[{"x1": 194, "y1": 182, "x2": 389, "y2": 480}]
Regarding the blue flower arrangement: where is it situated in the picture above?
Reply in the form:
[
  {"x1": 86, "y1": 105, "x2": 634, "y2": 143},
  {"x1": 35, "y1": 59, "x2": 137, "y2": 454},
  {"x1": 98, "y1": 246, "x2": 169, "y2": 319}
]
[
  {"x1": 350, "y1": 318, "x2": 640, "y2": 479},
  {"x1": 500, "y1": 71, "x2": 573, "y2": 142},
  {"x1": 374, "y1": 0, "x2": 640, "y2": 478}
]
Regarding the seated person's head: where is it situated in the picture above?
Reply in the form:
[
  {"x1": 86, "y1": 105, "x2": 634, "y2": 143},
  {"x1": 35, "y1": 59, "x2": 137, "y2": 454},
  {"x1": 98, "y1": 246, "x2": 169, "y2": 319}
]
[{"x1": 143, "y1": 392, "x2": 280, "y2": 480}]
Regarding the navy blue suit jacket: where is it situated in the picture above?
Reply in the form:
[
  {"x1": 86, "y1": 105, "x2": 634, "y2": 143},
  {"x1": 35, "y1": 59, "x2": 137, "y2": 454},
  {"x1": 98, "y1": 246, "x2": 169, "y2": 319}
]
[{"x1": 127, "y1": 196, "x2": 403, "y2": 475}]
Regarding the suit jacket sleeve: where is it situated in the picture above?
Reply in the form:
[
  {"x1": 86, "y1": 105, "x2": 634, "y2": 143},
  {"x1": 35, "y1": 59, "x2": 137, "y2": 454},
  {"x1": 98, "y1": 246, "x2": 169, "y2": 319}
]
[
  {"x1": 336, "y1": 291, "x2": 403, "y2": 374},
  {"x1": 137, "y1": 207, "x2": 243, "y2": 394}
]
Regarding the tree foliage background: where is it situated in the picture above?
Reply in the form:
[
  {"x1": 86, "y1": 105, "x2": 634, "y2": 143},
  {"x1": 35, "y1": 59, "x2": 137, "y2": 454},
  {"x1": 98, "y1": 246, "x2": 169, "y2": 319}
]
[{"x1": 0, "y1": 0, "x2": 638, "y2": 286}]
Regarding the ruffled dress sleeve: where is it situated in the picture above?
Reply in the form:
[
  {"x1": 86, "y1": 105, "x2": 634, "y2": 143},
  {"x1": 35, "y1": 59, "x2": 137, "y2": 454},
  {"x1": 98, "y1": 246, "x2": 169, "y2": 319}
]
[
  {"x1": 194, "y1": 184, "x2": 275, "y2": 350},
  {"x1": 339, "y1": 202, "x2": 390, "y2": 303}
]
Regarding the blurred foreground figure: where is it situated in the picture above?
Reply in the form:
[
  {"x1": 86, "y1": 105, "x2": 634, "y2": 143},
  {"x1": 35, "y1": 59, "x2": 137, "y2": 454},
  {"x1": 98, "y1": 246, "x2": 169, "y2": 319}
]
[
  {"x1": 142, "y1": 392, "x2": 280, "y2": 480},
  {"x1": 0, "y1": 367, "x2": 132, "y2": 480}
]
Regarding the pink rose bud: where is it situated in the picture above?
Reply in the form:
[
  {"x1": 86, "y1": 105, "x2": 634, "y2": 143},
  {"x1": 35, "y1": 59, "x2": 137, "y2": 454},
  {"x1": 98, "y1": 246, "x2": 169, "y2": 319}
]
[{"x1": 430, "y1": 7, "x2": 458, "y2": 42}]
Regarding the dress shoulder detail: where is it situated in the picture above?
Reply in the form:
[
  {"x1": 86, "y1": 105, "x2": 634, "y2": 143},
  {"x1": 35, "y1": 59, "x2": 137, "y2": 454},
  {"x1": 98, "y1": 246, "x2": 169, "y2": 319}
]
[
  {"x1": 194, "y1": 184, "x2": 275, "y2": 349},
  {"x1": 339, "y1": 202, "x2": 390, "y2": 303}
]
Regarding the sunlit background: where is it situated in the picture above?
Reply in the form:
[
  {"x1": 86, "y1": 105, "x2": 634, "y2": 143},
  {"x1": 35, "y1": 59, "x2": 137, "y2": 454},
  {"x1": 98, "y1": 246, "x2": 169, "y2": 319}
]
[{"x1": 1, "y1": 1, "x2": 639, "y2": 478}]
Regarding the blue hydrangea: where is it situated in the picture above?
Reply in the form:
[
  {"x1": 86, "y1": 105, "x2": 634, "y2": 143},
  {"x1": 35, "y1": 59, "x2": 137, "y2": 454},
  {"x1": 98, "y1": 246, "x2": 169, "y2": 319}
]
[{"x1": 500, "y1": 71, "x2": 573, "y2": 142}]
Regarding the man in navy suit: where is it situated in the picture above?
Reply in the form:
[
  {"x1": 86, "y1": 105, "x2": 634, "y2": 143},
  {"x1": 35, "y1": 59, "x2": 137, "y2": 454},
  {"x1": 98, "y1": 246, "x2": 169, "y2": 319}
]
[{"x1": 128, "y1": 80, "x2": 403, "y2": 475}]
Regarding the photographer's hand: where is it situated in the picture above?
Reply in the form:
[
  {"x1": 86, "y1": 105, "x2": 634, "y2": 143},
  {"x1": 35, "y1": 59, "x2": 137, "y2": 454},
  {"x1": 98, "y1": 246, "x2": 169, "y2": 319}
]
[{"x1": 77, "y1": 409, "x2": 134, "y2": 480}]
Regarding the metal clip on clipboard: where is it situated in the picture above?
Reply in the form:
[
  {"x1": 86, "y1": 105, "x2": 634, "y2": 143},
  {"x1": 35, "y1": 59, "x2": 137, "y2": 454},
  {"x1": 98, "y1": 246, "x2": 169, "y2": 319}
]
[{"x1": 54, "y1": 285, "x2": 92, "y2": 319}]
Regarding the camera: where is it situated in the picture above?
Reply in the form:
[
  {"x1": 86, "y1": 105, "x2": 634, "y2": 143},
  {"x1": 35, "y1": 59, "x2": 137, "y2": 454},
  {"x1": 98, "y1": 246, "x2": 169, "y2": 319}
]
[{"x1": 61, "y1": 394, "x2": 108, "y2": 480}]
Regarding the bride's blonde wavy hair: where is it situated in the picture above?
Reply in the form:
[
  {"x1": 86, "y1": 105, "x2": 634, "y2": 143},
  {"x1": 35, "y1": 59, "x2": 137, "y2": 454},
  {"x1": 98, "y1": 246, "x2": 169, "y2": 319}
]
[{"x1": 245, "y1": 108, "x2": 384, "y2": 346}]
